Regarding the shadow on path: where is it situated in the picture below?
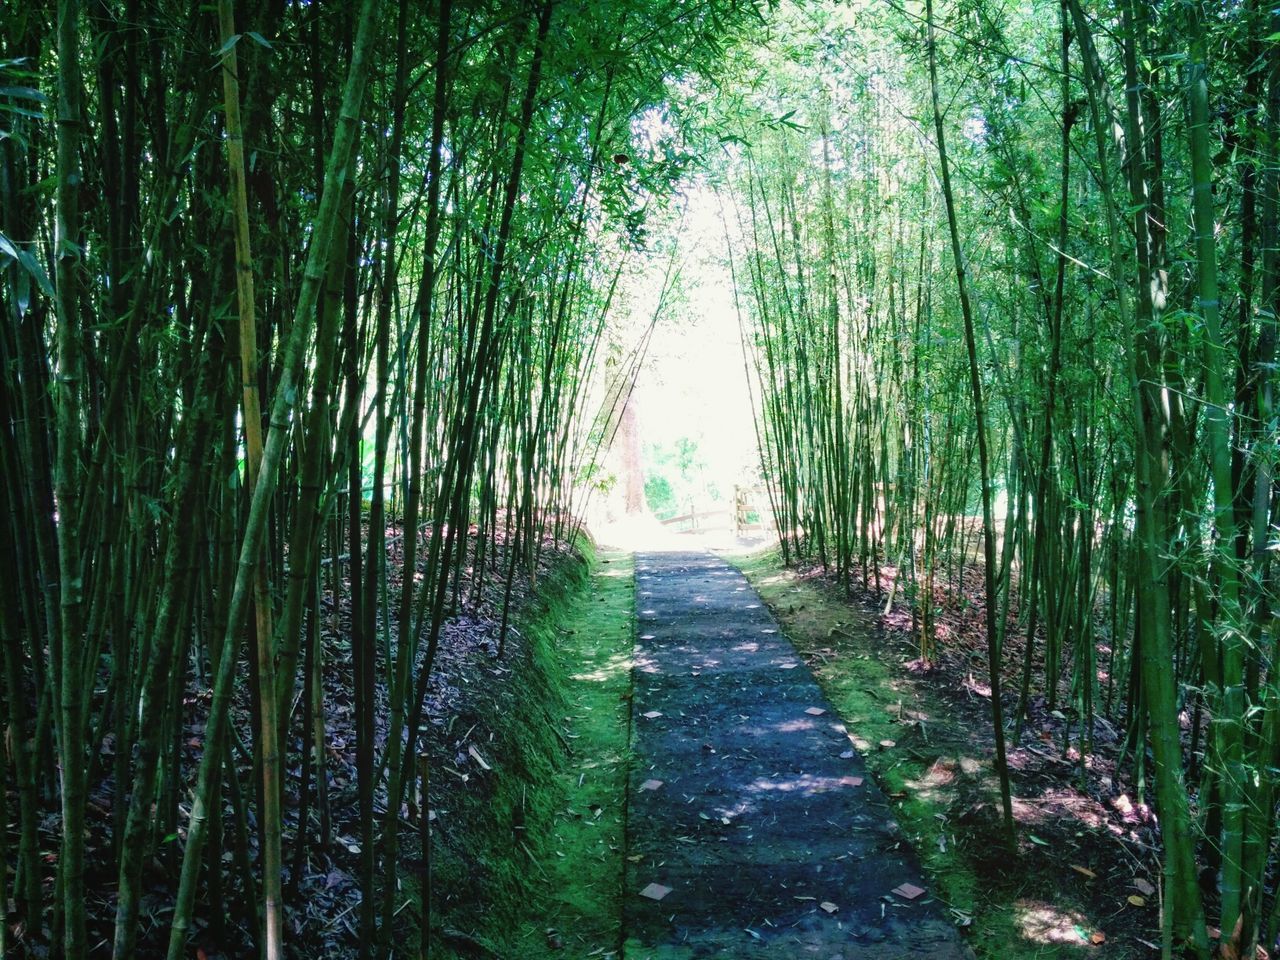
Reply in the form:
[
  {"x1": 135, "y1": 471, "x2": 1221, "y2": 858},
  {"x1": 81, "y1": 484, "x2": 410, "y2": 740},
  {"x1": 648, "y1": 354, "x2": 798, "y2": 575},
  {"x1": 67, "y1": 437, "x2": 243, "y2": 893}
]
[{"x1": 623, "y1": 551, "x2": 973, "y2": 959}]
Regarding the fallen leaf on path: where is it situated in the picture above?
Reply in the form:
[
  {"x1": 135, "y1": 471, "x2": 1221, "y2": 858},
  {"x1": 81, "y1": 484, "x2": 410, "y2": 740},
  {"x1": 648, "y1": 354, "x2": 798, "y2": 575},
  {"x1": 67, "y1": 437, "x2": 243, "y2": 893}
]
[
  {"x1": 639, "y1": 779, "x2": 664, "y2": 791},
  {"x1": 1089, "y1": 931, "x2": 1106, "y2": 945},
  {"x1": 891, "y1": 883, "x2": 926, "y2": 900},
  {"x1": 1133, "y1": 878, "x2": 1155, "y2": 896},
  {"x1": 1071, "y1": 865, "x2": 1097, "y2": 879},
  {"x1": 840, "y1": 750, "x2": 855, "y2": 759},
  {"x1": 639, "y1": 883, "x2": 671, "y2": 901},
  {"x1": 805, "y1": 707, "x2": 827, "y2": 716},
  {"x1": 642, "y1": 711, "x2": 663, "y2": 719},
  {"x1": 1127, "y1": 895, "x2": 1146, "y2": 907},
  {"x1": 820, "y1": 901, "x2": 838, "y2": 914}
]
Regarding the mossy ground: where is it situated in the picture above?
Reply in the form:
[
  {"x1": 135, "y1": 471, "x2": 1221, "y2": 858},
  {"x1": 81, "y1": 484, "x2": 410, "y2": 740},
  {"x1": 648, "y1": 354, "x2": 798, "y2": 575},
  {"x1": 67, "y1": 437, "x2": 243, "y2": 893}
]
[
  {"x1": 432, "y1": 543, "x2": 635, "y2": 959},
  {"x1": 731, "y1": 546, "x2": 1135, "y2": 960}
]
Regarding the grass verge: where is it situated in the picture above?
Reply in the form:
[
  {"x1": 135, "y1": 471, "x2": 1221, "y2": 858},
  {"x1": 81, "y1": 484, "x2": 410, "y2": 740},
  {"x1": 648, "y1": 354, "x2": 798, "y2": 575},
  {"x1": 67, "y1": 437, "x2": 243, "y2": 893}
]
[{"x1": 433, "y1": 543, "x2": 634, "y2": 959}]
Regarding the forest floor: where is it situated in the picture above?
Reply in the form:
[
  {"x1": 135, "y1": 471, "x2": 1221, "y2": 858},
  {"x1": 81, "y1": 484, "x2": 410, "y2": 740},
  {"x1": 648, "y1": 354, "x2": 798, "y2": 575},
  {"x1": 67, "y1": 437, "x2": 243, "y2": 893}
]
[
  {"x1": 373, "y1": 534, "x2": 1170, "y2": 959},
  {"x1": 623, "y1": 550, "x2": 968, "y2": 959},
  {"x1": 104, "y1": 531, "x2": 631, "y2": 959},
  {"x1": 732, "y1": 545, "x2": 1167, "y2": 960}
]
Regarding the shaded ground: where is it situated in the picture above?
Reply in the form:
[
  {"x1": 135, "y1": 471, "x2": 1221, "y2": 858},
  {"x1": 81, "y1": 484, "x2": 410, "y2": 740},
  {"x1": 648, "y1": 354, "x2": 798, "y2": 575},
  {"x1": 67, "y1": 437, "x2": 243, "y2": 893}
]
[
  {"x1": 435, "y1": 545, "x2": 634, "y2": 960},
  {"x1": 623, "y1": 551, "x2": 971, "y2": 960},
  {"x1": 735, "y1": 547, "x2": 1161, "y2": 959}
]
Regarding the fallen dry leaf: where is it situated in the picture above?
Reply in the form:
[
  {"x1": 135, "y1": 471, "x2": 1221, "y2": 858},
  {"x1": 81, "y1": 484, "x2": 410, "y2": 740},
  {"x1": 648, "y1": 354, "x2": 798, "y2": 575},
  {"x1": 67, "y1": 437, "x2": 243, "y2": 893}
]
[
  {"x1": 891, "y1": 883, "x2": 926, "y2": 900},
  {"x1": 639, "y1": 883, "x2": 672, "y2": 901},
  {"x1": 1218, "y1": 914, "x2": 1244, "y2": 960},
  {"x1": 639, "y1": 779, "x2": 664, "y2": 792},
  {"x1": 1090, "y1": 931, "x2": 1106, "y2": 945},
  {"x1": 1071, "y1": 865, "x2": 1097, "y2": 879},
  {"x1": 642, "y1": 711, "x2": 663, "y2": 720},
  {"x1": 820, "y1": 901, "x2": 838, "y2": 914},
  {"x1": 805, "y1": 707, "x2": 827, "y2": 716},
  {"x1": 1133, "y1": 878, "x2": 1155, "y2": 896},
  {"x1": 467, "y1": 745, "x2": 491, "y2": 771},
  {"x1": 1127, "y1": 895, "x2": 1146, "y2": 907}
]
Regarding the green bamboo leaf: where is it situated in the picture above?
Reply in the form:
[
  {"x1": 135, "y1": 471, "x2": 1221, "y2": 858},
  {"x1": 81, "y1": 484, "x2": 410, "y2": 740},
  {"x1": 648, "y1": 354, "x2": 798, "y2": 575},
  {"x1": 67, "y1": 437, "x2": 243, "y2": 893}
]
[{"x1": 0, "y1": 85, "x2": 47, "y2": 101}]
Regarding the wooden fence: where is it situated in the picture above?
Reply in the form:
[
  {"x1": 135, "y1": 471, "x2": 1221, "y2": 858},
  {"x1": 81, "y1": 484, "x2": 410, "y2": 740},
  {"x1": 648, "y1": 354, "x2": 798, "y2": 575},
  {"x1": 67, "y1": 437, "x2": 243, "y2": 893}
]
[{"x1": 658, "y1": 485, "x2": 775, "y2": 537}]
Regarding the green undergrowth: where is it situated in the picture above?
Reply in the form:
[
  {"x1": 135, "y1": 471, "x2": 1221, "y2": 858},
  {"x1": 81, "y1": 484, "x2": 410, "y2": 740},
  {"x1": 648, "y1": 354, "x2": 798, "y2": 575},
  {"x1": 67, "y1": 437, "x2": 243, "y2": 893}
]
[
  {"x1": 732, "y1": 546, "x2": 1116, "y2": 960},
  {"x1": 433, "y1": 541, "x2": 634, "y2": 959}
]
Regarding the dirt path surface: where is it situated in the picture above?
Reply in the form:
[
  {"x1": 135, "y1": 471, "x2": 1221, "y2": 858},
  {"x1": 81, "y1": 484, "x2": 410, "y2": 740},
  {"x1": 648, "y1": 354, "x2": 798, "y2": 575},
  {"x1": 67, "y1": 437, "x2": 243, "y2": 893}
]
[{"x1": 623, "y1": 552, "x2": 972, "y2": 960}]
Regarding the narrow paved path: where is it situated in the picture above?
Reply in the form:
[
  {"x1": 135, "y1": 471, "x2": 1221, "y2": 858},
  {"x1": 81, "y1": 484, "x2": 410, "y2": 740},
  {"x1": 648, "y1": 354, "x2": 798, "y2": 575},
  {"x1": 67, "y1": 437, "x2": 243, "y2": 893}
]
[{"x1": 623, "y1": 551, "x2": 971, "y2": 960}]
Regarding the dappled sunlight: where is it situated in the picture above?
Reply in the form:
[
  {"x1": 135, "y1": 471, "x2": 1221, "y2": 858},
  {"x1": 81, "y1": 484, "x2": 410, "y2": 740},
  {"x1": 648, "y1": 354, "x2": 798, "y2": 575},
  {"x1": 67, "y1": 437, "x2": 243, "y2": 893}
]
[
  {"x1": 774, "y1": 718, "x2": 817, "y2": 733},
  {"x1": 1011, "y1": 789, "x2": 1107, "y2": 830},
  {"x1": 571, "y1": 651, "x2": 635, "y2": 685},
  {"x1": 744, "y1": 773, "x2": 864, "y2": 796},
  {"x1": 1014, "y1": 899, "x2": 1095, "y2": 948},
  {"x1": 634, "y1": 653, "x2": 663, "y2": 675},
  {"x1": 717, "y1": 798, "x2": 760, "y2": 819},
  {"x1": 904, "y1": 756, "x2": 962, "y2": 803}
]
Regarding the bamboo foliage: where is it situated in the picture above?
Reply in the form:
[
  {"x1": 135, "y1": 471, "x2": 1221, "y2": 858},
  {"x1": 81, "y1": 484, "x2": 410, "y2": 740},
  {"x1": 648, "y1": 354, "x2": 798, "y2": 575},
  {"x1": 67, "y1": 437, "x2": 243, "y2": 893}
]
[
  {"x1": 714, "y1": 1, "x2": 1278, "y2": 954},
  {"x1": 4, "y1": 0, "x2": 1280, "y2": 956},
  {"x1": 0, "y1": 0, "x2": 757, "y2": 956}
]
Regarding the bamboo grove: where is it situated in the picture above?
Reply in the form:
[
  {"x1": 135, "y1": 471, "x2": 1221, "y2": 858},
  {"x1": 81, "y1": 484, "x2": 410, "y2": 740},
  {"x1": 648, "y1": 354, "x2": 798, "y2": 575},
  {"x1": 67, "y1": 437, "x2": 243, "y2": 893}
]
[
  {"x1": 717, "y1": 1, "x2": 1278, "y2": 955},
  {"x1": 0, "y1": 0, "x2": 762, "y2": 956}
]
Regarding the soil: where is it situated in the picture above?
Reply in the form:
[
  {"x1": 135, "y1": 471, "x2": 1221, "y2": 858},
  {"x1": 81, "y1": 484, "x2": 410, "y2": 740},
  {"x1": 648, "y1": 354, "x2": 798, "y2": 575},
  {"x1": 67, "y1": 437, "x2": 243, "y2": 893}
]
[{"x1": 623, "y1": 551, "x2": 972, "y2": 960}]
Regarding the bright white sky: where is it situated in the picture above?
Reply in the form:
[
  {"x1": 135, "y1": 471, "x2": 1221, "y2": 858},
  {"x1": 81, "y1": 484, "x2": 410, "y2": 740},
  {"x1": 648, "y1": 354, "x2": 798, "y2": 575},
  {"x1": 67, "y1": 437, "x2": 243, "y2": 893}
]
[{"x1": 630, "y1": 182, "x2": 761, "y2": 499}]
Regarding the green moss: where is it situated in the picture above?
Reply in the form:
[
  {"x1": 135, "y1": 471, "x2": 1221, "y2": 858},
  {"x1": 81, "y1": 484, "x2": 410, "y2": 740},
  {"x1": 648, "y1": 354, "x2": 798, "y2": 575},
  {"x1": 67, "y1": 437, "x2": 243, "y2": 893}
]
[
  {"x1": 732, "y1": 547, "x2": 1105, "y2": 960},
  {"x1": 432, "y1": 542, "x2": 635, "y2": 959},
  {"x1": 508, "y1": 547, "x2": 634, "y2": 958}
]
